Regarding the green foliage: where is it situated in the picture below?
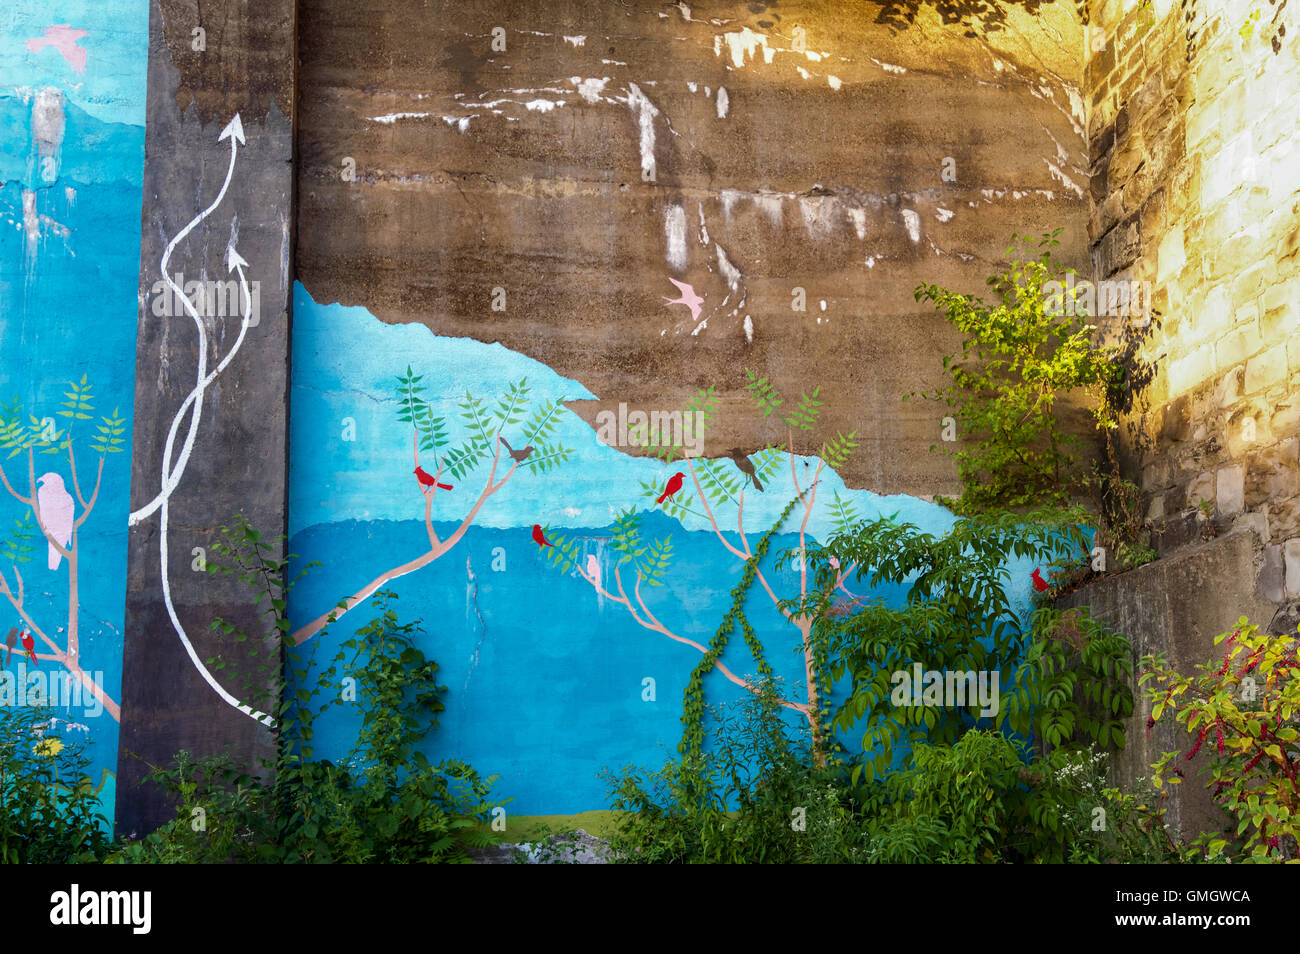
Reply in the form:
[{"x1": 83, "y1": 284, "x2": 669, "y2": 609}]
[
  {"x1": 0, "y1": 702, "x2": 110, "y2": 863},
  {"x1": 604, "y1": 681, "x2": 866, "y2": 863},
  {"x1": 910, "y1": 231, "x2": 1123, "y2": 514},
  {"x1": 1, "y1": 513, "x2": 36, "y2": 565},
  {"x1": 1141, "y1": 616, "x2": 1300, "y2": 862},
  {"x1": 1003, "y1": 606, "x2": 1135, "y2": 752},
  {"x1": 112, "y1": 522, "x2": 504, "y2": 864},
  {"x1": 862, "y1": 732, "x2": 1176, "y2": 863},
  {"x1": 397, "y1": 371, "x2": 571, "y2": 480},
  {"x1": 811, "y1": 507, "x2": 1091, "y2": 783}
]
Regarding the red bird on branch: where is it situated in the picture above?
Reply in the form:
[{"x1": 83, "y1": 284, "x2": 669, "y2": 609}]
[
  {"x1": 20, "y1": 630, "x2": 37, "y2": 666},
  {"x1": 532, "y1": 525, "x2": 554, "y2": 548},
  {"x1": 657, "y1": 472, "x2": 684, "y2": 505},
  {"x1": 414, "y1": 466, "x2": 453, "y2": 492},
  {"x1": 1031, "y1": 568, "x2": 1050, "y2": 592}
]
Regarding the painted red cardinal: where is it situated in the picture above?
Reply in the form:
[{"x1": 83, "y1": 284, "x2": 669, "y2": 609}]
[
  {"x1": 413, "y1": 466, "x2": 453, "y2": 492},
  {"x1": 1031, "y1": 568, "x2": 1050, "y2": 592},
  {"x1": 657, "y1": 472, "x2": 685, "y2": 505},
  {"x1": 532, "y1": 524, "x2": 554, "y2": 548},
  {"x1": 20, "y1": 630, "x2": 37, "y2": 666}
]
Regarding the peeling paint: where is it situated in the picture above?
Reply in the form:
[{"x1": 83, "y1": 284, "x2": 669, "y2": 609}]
[
  {"x1": 369, "y1": 111, "x2": 430, "y2": 123},
  {"x1": 901, "y1": 209, "x2": 921, "y2": 243},
  {"x1": 563, "y1": 35, "x2": 586, "y2": 47},
  {"x1": 665, "y1": 204, "x2": 687, "y2": 271},
  {"x1": 743, "y1": 314, "x2": 753, "y2": 343},
  {"x1": 570, "y1": 76, "x2": 609, "y2": 104},
  {"x1": 846, "y1": 207, "x2": 867, "y2": 239},
  {"x1": 716, "y1": 86, "x2": 729, "y2": 118},
  {"x1": 715, "y1": 242, "x2": 741, "y2": 290},
  {"x1": 626, "y1": 83, "x2": 659, "y2": 181},
  {"x1": 799, "y1": 194, "x2": 838, "y2": 239},
  {"x1": 827, "y1": 75, "x2": 842, "y2": 90},
  {"x1": 935, "y1": 207, "x2": 954, "y2": 222},
  {"x1": 716, "y1": 27, "x2": 775, "y2": 69}
]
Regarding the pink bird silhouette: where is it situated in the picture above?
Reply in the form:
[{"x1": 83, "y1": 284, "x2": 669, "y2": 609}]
[
  {"x1": 663, "y1": 278, "x2": 704, "y2": 322},
  {"x1": 26, "y1": 25, "x2": 89, "y2": 76},
  {"x1": 36, "y1": 473, "x2": 74, "y2": 571}
]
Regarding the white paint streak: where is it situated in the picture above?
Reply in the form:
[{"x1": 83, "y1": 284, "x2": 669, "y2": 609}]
[
  {"x1": 796, "y1": 66, "x2": 812, "y2": 79},
  {"x1": 525, "y1": 99, "x2": 564, "y2": 112},
  {"x1": 626, "y1": 83, "x2": 659, "y2": 181},
  {"x1": 570, "y1": 76, "x2": 609, "y2": 103},
  {"x1": 696, "y1": 203, "x2": 709, "y2": 245},
  {"x1": 370, "y1": 111, "x2": 430, "y2": 123},
  {"x1": 665, "y1": 204, "x2": 687, "y2": 271},
  {"x1": 743, "y1": 314, "x2": 753, "y2": 343},
  {"x1": 1043, "y1": 159, "x2": 1085, "y2": 198},
  {"x1": 718, "y1": 27, "x2": 774, "y2": 68},
  {"x1": 687, "y1": 81, "x2": 698, "y2": 92},
  {"x1": 721, "y1": 189, "x2": 744, "y2": 220},
  {"x1": 846, "y1": 207, "x2": 867, "y2": 239},
  {"x1": 827, "y1": 75, "x2": 842, "y2": 90},
  {"x1": 715, "y1": 242, "x2": 741, "y2": 290},
  {"x1": 901, "y1": 209, "x2": 921, "y2": 243},
  {"x1": 563, "y1": 35, "x2": 586, "y2": 47},
  {"x1": 935, "y1": 207, "x2": 954, "y2": 222},
  {"x1": 870, "y1": 57, "x2": 907, "y2": 74},
  {"x1": 753, "y1": 193, "x2": 783, "y2": 225},
  {"x1": 442, "y1": 115, "x2": 473, "y2": 132},
  {"x1": 716, "y1": 86, "x2": 729, "y2": 118}
]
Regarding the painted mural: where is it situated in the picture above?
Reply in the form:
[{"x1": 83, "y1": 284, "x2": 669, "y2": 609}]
[
  {"x1": 285, "y1": 284, "x2": 1041, "y2": 816},
  {"x1": 0, "y1": 1, "x2": 149, "y2": 827}
]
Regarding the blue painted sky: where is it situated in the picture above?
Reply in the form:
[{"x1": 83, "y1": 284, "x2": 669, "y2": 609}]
[
  {"x1": 289, "y1": 283, "x2": 1047, "y2": 814},
  {"x1": 0, "y1": 1, "x2": 147, "y2": 831},
  {"x1": 0, "y1": 1, "x2": 149, "y2": 128}
]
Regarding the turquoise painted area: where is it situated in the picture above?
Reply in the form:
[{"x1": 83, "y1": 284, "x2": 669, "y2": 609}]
[
  {"x1": 0, "y1": 2, "x2": 148, "y2": 834},
  {"x1": 289, "y1": 283, "x2": 1044, "y2": 814},
  {"x1": 0, "y1": 1, "x2": 150, "y2": 127}
]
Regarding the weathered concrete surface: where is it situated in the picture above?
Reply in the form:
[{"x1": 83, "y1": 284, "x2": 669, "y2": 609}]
[
  {"x1": 1059, "y1": 529, "x2": 1277, "y2": 843},
  {"x1": 295, "y1": 0, "x2": 1091, "y2": 498},
  {"x1": 116, "y1": 0, "x2": 295, "y2": 833}
]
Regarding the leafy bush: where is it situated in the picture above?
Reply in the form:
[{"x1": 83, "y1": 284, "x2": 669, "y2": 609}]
[
  {"x1": 109, "y1": 516, "x2": 503, "y2": 863},
  {"x1": 0, "y1": 702, "x2": 110, "y2": 863},
  {"x1": 1142, "y1": 616, "x2": 1300, "y2": 862},
  {"x1": 909, "y1": 230, "x2": 1123, "y2": 515}
]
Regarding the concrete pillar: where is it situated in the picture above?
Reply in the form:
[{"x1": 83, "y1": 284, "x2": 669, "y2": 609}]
[{"x1": 116, "y1": 0, "x2": 296, "y2": 834}]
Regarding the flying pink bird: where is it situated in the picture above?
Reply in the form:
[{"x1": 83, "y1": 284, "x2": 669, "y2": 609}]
[
  {"x1": 26, "y1": 25, "x2": 89, "y2": 76},
  {"x1": 36, "y1": 473, "x2": 74, "y2": 571},
  {"x1": 663, "y1": 278, "x2": 704, "y2": 322}
]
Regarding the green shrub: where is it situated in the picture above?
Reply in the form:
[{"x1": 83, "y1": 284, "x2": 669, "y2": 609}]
[{"x1": 0, "y1": 701, "x2": 110, "y2": 863}]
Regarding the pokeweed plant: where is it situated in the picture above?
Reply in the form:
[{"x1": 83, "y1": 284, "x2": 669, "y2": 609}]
[{"x1": 1141, "y1": 616, "x2": 1300, "y2": 862}]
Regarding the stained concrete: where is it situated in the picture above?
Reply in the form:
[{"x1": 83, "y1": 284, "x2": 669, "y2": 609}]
[
  {"x1": 1059, "y1": 529, "x2": 1277, "y2": 843},
  {"x1": 294, "y1": 0, "x2": 1092, "y2": 497},
  {"x1": 117, "y1": 0, "x2": 295, "y2": 833}
]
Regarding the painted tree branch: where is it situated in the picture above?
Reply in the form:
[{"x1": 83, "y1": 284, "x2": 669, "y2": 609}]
[
  {"x1": 290, "y1": 435, "x2": 518, "y2": 645},
  {"x1": 575, "y1": 562, "x2": 811, "y2": 719},
  {"x1": 0, "y1": 448, "x2": 117, "y2": 721}
]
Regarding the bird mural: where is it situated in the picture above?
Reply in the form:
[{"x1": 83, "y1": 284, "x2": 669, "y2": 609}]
[
  {"x1": 585, "y1": 554, "x2": 600, "y2": 586},
  {"x1": 35, "y1": 473, "x2": 74, "y2": 571},
  {"x1": 657, "y1": 472, "x2": 685, "y2": 505},
  {"x1": 663, "y1": 278, "x2": 704, "y2": 322},
  {"x1": 1031, "y1": 568, "x2": 1050, "y2": 592},
  {"x1": 500, "y1": 436, "x2": 534, "y2": 462},
  {"x1": 728, "y1": 449, "x2": 764, "y2": 492},
  {"x1": 4, "y1": 627, "x2": 18, "y2": 666},
  {"x1": 532, "y1": 525, "x2": 555, "y2": 548},
  {"x1": 413, "y1": 466, "x2": 453, "y2": 492},
  {"x1": 20, "y1": 630, "x2": 37, "y2": 666},
  {"x1": 26, "y1": 24, "x2": 89, "y2": 76}
]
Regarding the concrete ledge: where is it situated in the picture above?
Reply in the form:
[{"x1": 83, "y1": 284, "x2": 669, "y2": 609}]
[{"x1": 1058, "y1": 530, "x2": 1276, "y2": 842}]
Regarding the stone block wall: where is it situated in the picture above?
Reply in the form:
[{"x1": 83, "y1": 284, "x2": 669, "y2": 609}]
[{"x1": 1085, "y1": 0, "x2": 1300, "y2": 619}]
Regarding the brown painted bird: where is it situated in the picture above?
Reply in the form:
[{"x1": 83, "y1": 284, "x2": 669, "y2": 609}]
[
  {"x1": 414, "y1": 466, "x2": 453, "y2": 492},
  {"x1": 500, "y1": 436, "x2": 534, "y2": 462},
  {"x1": 4, "y1": 627, "x2": 17, "y2": 666},
  {"x1": 728, "y1": 449, "x2": 764, "y2": 492},
  {"x1": 657, "y1": 472, "x2": 685, "y2": 505},
  {"x1": 532, "y1": 524, "x2": 554, "y2": 548}
]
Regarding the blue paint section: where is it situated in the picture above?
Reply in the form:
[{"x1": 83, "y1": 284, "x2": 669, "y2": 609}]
[
  {"x1": 290, "y1": 283, "x2": 1045, "y2": 813},
  {"x1": 0, "y1": 2, "x2": 148, "y2": 833}
]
